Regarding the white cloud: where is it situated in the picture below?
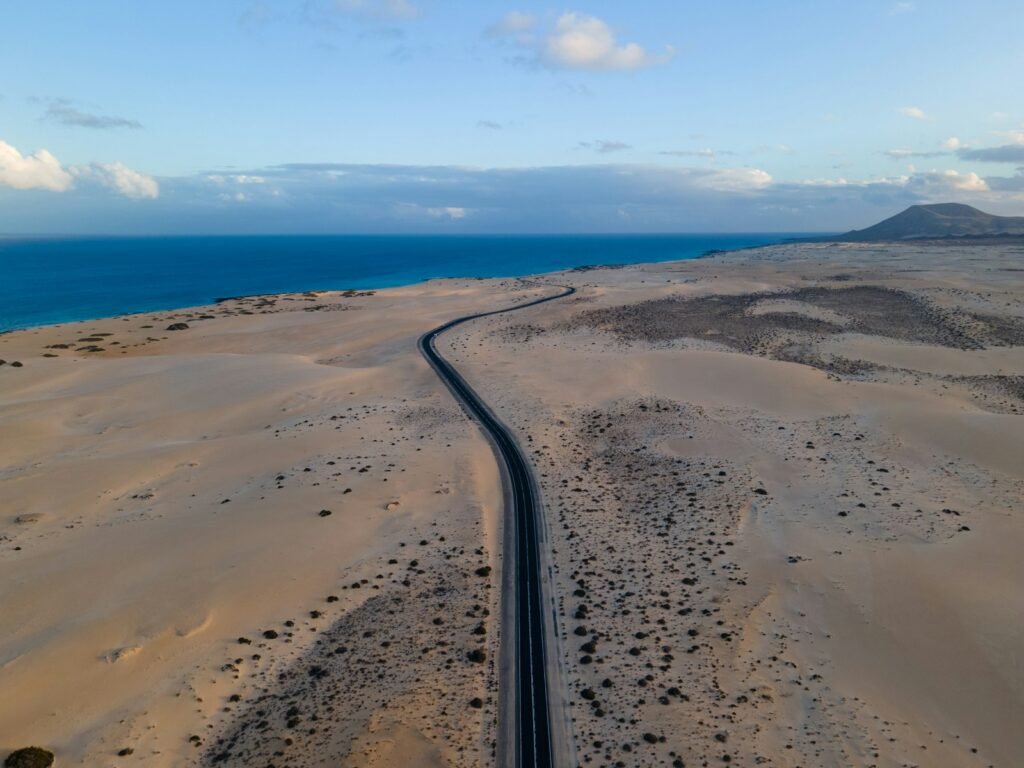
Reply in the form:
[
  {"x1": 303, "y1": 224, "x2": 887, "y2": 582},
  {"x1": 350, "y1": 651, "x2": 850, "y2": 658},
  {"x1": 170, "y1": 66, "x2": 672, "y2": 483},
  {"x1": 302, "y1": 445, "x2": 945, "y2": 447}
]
[
  {"x1": 942, "y1": 137, "x2": 963, "y2": 150},
  {"x1": 486, "y1": 11, "x2": 674, "y2": 71},
  {"x1": 486, "y1": 12, "x2": 674, "y2": 73},
  {"x1": 913, "y1": 169, "x2": 989, "y2": 193},
  {"x1": 11, "y1": 160, "x2": 1024, "y2": 235},
  {"x1": 899, "y1": 106, "x2": 929, "y2": 120},
  {"x1": 695, "y1": 167, "x2": 773, "y2": 192},
  {"x1": 73, "y1": 162, "x2": 160, "y2": 199},
  {"x1": 334, "y1": 0, "x2": 418, "y2": 20},
  {"x1": 543, "y1": 13, "x2": 675, "y2": 71},
  {"x1": 0, "y1": 140, "x2": 74, "y2": 192},
  {"x1": 0, "y1": 138, "x2": 157, "y2": 198},
  {"x1": 793, "y1": 169, "x2": 989, "y2": 196}
]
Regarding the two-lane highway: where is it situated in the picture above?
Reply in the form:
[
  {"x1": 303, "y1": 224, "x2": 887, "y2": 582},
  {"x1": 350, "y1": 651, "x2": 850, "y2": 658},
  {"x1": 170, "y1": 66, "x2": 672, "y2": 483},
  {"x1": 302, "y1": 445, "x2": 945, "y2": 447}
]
[{"x1": 418, "y1": 284, "x2": 575, "y2": 768}]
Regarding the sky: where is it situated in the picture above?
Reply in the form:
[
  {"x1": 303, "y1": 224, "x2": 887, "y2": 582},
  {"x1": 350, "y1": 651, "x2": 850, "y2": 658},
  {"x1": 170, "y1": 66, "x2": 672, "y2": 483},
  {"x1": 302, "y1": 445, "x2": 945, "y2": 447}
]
[{"x1": 1, "y1": 0, "x2": 1023, "y2": 234}]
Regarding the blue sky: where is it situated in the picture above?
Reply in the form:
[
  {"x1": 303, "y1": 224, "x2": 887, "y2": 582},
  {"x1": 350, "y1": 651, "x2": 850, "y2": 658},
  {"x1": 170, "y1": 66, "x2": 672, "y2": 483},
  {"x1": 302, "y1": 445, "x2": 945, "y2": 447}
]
[{"x1": 2, "y1": 0, "x2": 1023, "y2": 233}]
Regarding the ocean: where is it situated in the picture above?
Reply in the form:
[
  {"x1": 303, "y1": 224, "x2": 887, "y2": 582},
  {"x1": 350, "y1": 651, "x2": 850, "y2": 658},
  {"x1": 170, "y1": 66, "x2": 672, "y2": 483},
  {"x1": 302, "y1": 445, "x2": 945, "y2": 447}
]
[{"x1": 0, "y1": 233, "x2": 802, "y2": 331}]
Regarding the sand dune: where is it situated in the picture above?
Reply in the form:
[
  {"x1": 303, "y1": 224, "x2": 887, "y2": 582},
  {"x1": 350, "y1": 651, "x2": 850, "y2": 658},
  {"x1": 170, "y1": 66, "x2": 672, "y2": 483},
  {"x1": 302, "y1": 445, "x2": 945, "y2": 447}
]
[
  {"x1": 440, "y1": 242, "x2": 1024, "y2": 767},
  {"x1": 1, "y1": 282, "x2": 528, "y2": 766},
  {"x1": 2, "y1": 243, "x2": 1023, "y2": 766}
]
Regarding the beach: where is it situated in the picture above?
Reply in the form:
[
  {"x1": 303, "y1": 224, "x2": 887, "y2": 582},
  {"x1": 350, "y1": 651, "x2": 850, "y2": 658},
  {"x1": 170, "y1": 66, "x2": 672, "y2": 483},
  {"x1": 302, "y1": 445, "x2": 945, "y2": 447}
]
[{"x1": 2, "y1": 241, "x2": 1023, "y2": 767}]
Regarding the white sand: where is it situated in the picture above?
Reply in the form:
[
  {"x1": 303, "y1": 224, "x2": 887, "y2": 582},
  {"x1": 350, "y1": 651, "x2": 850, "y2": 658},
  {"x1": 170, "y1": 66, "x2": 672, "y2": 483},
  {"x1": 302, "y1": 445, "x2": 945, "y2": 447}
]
[{"x1": 2, "y1": 242, "x2": 1023, "y2": 767}]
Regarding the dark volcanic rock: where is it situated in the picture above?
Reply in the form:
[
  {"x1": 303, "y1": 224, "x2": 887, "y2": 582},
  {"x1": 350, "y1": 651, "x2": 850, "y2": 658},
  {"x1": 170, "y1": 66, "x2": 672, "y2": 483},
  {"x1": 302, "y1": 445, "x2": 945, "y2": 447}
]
[{"x1": 5, "y1": 747, "x2": 55, "y2": 768}]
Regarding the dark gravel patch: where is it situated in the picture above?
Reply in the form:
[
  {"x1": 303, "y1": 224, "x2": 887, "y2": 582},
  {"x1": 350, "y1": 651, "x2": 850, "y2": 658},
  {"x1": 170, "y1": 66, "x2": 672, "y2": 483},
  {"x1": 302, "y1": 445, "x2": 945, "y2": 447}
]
[{"x1": 569, "y1": 285, "x2": 981, "y2": 352}]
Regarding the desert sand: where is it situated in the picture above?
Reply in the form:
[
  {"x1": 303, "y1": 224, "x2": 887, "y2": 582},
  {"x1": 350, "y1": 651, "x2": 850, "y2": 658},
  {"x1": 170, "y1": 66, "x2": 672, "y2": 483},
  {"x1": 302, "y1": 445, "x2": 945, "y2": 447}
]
[
  {"x1": 0, "y1": 281, "x2": 557, "y2": 767},
  {"x1": 2, "y1": 241, "x2": 1024, "y2": 767}
]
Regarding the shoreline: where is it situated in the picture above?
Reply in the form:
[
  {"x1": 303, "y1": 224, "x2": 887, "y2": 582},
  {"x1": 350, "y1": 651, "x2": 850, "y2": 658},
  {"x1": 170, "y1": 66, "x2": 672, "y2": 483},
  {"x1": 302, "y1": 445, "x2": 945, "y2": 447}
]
[
  {"x1": 0, "y1": 264, "x2": 643, "y2": 335},
  {"x1": 0, "y1": 233, "x2": 805, "y2": 334},
  {"x1": 0, "y1": 234, "x2": 1013, "y2": 340}
]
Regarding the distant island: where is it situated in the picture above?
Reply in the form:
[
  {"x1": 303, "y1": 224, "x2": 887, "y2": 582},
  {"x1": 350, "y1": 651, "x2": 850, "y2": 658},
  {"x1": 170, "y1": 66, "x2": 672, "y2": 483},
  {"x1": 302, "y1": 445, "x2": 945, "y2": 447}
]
[{"x1": 825, "y1": 203, "x2": 1024, "y2": 242}]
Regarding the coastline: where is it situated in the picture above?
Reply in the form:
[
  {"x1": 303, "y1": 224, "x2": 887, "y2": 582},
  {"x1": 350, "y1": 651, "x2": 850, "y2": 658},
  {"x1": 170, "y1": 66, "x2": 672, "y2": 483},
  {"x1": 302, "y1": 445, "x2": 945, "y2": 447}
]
[
  {"x1": 2, "y1": 241, "x2": 1023, "y2": 767},
  {"x1": 0, "y1": 232, "x2": 807, "y2": 333}
]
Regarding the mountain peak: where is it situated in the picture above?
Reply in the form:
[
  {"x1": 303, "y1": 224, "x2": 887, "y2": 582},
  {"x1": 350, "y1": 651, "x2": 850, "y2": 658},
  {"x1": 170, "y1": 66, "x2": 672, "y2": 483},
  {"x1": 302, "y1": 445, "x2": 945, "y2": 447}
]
[{"x1": 837, "y1": 203, "x2": 1024, "y2": 241}]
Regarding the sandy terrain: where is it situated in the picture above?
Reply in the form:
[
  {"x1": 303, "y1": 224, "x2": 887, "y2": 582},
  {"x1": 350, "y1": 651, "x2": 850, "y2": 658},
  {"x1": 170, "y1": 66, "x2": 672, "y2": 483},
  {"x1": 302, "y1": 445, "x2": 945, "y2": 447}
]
[
  {"x1": 3, "y1": 240, "x2": 1024, "y2": 767},
  {"x1": 0, "y1": 281, "x2": 557, "y2": 767},
  {"x1": 440, "y1": 242, "x2": 1024, "y2": 768}
]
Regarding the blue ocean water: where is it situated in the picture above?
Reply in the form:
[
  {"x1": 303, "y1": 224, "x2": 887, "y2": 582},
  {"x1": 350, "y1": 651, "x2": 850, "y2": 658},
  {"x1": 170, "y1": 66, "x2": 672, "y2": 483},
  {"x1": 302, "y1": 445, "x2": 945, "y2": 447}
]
[{"x1": 0, "y1": 234, "x2": 803, "y2": 331}]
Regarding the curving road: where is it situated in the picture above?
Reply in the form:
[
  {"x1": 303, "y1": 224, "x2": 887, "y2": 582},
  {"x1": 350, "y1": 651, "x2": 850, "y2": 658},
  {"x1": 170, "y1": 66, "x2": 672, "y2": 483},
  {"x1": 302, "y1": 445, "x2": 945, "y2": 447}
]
[{"x1": 418, "y1": 284, "x2": 575, "y2": 768}]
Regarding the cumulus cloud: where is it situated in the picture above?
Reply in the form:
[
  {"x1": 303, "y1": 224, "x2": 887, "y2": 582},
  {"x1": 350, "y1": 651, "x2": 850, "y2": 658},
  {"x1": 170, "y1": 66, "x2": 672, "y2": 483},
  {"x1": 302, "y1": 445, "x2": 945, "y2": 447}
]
[
  {"x1": 788, "y1": 169, "x2": 990, "y2": 197},
  {"x1": 73, "y1": 162, "x2": 160, "y2": 199},
  {"x1": 233, "y1": 163, "x2": 1003, "y2": 228},
  {"x1": 0, "y1": 140, "x2": 74, "y2": 191},
  {"x1": 943, "y1": 137, "x2": 963, "y2": 150},
  {"x1": 7, "y1": 159, "x2": 1020, "y2": 235},
  {"x1": 334, "y1": 0, "x2": 418, "y2": 20},
  {"x1": 45, "y1": 100, "x2": 142, "y2": 130},
  {"x1": 487, "y1": 11, "x2": 673, "y2": 71},
  {"x1": 0, "y1": 138, "x2": 157, "y2": 198},
  {"x1": 899, "y1": 106, "x2": 929, "y2": 120},
  {"x1": 543, "y1": 13, "x2": 675, "y2": 70},
  {"x1": 909, "y1": 169, "x2": 988, "y2": 193}
]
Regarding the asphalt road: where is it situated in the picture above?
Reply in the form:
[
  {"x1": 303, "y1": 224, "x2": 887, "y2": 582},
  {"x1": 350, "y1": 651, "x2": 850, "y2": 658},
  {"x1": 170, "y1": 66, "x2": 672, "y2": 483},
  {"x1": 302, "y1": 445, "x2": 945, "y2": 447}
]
[{"x1": 418, "y1": 284, "x2": 575, "y2": 768}]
